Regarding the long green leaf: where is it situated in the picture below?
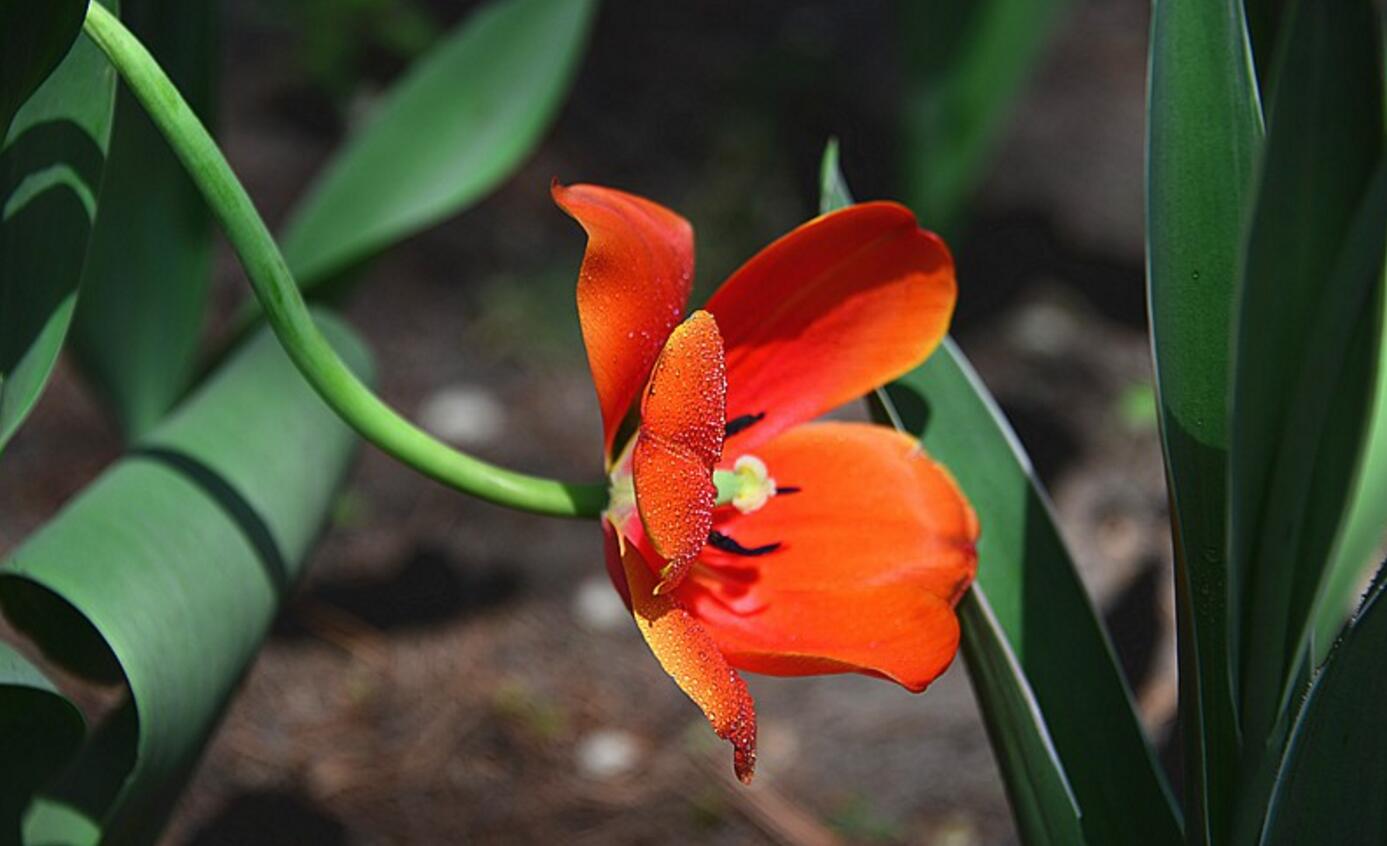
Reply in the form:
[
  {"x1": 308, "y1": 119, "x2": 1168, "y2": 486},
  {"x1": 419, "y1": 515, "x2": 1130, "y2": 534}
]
[
  {"x1": 71, "y1": 0, "x2": 218, "y2": 439},
  {"x1": 0, "y1": 314, "x2": 371, "y2": 844},
  {"x1": 1228, "y1": 0, "x2": 1385, "y2": 776},
  {"x1": 957, "y1": 590, "x2": 1085, "y2": 846},
  {"x1": 0, "y1": 642, "x2": 85, "y2": 843},
  {"x1": 897, "y1": 0, "x2": 1072, "y2": 231},
  {"x1": 0, "y1": 0, "x2": 87, "y2": 140},
  {"x1": 878, "y1": 343, "x2": 1181, "y2": 846},
  {"x1": 1260, "y1": 565, "x2": 1387, "y2": 845},
  {"x1": 280, "y1": 0, "x2": 597, "y2": 288},
  {"x1": 821, "y1": 145, "x2": 1179, "y2": 843},
  {"x1": 1145, "y1": 1, "x2": 1262, "y2": 842},
  {"x1": 1313, "y1": 307, "x2": 1387, "y2": 658},
  {"x1": 0, "y1": 0, "x2": 119, "y2": 455}
]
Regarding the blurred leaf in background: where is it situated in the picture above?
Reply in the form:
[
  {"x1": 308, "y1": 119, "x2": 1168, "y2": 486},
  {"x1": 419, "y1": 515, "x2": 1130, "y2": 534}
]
[
  {"x1": 71, "y1": 0, "x2": 219, "y2": 439},
  {"x1": 273, "y1": 0, "x2": 439, "y2": 104},
  {"x1": 0, "y1": 0, "x2": 119, "y2": 455},
  {"x1": 897, "y1": 0, "x2": 1072, "y2": 233},
  {"x1": 2, "y1": 314, "x2": 371, "y2": 845},
  {"x1": 280, "y1": 0, "x2": 599, "y2": 290}
]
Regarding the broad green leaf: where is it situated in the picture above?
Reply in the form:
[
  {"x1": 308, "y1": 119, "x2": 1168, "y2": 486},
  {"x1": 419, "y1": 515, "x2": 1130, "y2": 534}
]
[
  {"x1": 897, "y1": 0, "x2": 1072, "y2": 231},
  {"x1": 0, "y1": 313, "x2": 371, "y2": 844},
  {"x1": 71, "y1": 0, "x2": 219, "y2": 439},
  {"x1": 1145, "y1": 1, "x2": 1262, "y2": 841},
  {"x1": 280, "y1": 0, "x2": 598, "y2": 288},
  {"x1": 820, "y1": 145, "x2": 1179, "y2": 843},
  {"x1": 1228, "y1": 0, "x2": 1385, "y2": 772},
  {"x1": 0, "y1": 1, "x2": 119, "y2": 455},
  {"x1": 878, "y1": 344, "x2": 1181, "y2": 846},
  {"x1": 0, "y1": 642, "x2": 85, "y2": 842},
  {"x1": 1260, "y1": 566, "x2": 1387, "y2": 845},
  {"x1": 0, "y1": 0, "x2": 87, "y2": 141},
  {"x1": 957, "y1": 589, "x2": 1086, "y2": 845}
]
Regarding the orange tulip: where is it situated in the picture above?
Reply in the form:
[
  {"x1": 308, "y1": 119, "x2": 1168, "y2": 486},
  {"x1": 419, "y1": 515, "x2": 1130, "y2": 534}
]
[{"x1": 555, "y1": 182, "x2": 979, "y2": 784}]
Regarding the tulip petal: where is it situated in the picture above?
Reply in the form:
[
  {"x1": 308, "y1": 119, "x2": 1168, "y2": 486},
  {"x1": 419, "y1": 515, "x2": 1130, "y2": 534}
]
[
  {"x1": 706, "y1": 202, "x2": 955, "y2": 451},
  {"x1": 553, "y1": 182, "x2": 695, "y2": 461},
  {"x1": 683, "y1": 421, "x2": 978, "y2": 691},
  {"x1": 620, "y1": 535, "x2": 757, "y2": 783},
  {"x1": 633, "y1": 311, "x2": 726, "y2": 593}
]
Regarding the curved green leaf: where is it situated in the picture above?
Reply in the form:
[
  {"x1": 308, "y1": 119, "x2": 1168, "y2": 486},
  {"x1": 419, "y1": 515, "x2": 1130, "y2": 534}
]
[
  {"x1": 71, "y1": 0, "x2": 219, "y2": 439},
  {"x1": 1261, "y1": 565, "x2": 1387, "y2": 845},
  {"x1": 0, "y1": 0, "x2": 87, "y2": 141},
  {"x1": 280, "y1": 0, "x2": 598, "y2": 288},
  {"x1": 821, "y1": 143, "x2": 1180, "y2": 845},
  {"x1": 0, "y1": 642, "x2": 85, "y2": 843},
  {"x1": 1145, "y1": 1, "x2": 1262, "y2": 841},
  {"x1": 957, "y1": 590, "x2": 1086, "y2": 846},
  {"x1": 897, "y1": 0, "x2": 1072, "y2": 231},
  {"x1": 1228, "y1": 0, "x2": 1385, "y2": 769},
  {"x1": 0, "y1": 314, "x2": 371, "y2": 844},
  {"x1": 0, "y1": 1, "x2": 119, "y2": 455}
]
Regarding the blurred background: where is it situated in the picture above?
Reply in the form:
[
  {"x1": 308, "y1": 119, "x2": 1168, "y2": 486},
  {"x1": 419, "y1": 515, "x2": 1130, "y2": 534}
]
[{"x1": 1, "y1": 1, "x2": 1172, "y2": 842}]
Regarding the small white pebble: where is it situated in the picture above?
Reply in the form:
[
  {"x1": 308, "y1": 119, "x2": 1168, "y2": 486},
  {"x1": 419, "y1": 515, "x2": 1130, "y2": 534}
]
[
  {"x1": 572, "y1": 575, "x2": 628, "y2": 632},
  {"x1": 418, "y1": 384, "x2": 506, "y2": 447},
  {"x1": 576, "y1": 728, "x2": 641, "y2": 779}
]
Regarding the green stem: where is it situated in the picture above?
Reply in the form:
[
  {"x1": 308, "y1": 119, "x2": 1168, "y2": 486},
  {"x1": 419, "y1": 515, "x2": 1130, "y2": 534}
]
[{"x1": 81, "y1": 3, "x2": 607, "y2": 519}]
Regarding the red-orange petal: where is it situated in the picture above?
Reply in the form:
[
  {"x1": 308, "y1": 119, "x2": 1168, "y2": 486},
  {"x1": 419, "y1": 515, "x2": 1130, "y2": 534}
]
[
  {"x1": 619, "y1": 535, "x2": 757, "y2": 783},
  {"x1": 705, "y1": 202, "x2": 955, "y2": 452},
  {"x1": 682, "y1": 421, "x2": 979, "y2": 692},
  {"x1": 553, "y1": 182, "x2": 695, "y2": 462},
  {"x1": 633, "y1": 310, "x2": 726, "y2": 593}
]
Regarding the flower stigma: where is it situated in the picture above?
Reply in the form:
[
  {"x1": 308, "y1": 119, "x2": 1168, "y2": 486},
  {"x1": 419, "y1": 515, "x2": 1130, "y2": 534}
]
[{"x1": 715, "y1": 455, "x2": 777, "y2": 514}]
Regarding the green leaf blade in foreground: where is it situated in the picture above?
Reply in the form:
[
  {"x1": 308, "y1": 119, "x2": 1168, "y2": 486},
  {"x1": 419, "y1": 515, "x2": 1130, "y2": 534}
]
[
  {"x1": 0, "y1": 642, "x2": 85, "y2": 842},
  {"x1": 1228, "y1": 0, "x2": 1385, "y2": 770},
  {"x1": 821, "y1": 145, "x2": 1178, "y2": 844},
  {"x1": 280, "y1": 0, "x2": 598, "y2": 288},
  {"x1": 0, "y1": 0, "x2": 119, "y2": 455},
  {"x1": 879, "y1": 343, "x2": 1181, "y2": 846},
  {"x1": 71, "y1": 0, "x2": 219, "y2": 439},
  {"x1": 897, "y1": 0, "x2": 1072, "y2": 231},
  {"x1": 1261, "y1": 566, "x2": 1387, "y2": 845},
  {"x1": 1145, "y1": 1, "x2": 1262, "y2": 841},
  {"x1": 956, "y1": 590, "x2": 1086, "y2": 846},
  {"x1": 0, "y1": 0, "x2": 87, "y2": 141},
  {"x1": 0, "y1": 313, "x2": 371, "y2": 845}
]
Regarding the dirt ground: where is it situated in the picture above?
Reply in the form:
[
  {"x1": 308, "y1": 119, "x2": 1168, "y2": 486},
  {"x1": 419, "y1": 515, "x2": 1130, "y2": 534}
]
[{"x1": 0, "y1": 1, "x2": 1179, "y2": 843}]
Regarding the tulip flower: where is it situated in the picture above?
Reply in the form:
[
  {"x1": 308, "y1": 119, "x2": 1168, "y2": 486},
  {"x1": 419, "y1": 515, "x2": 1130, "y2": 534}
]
[{"x1": 555, "y1": 183, "x2": 979, "y2": 783}]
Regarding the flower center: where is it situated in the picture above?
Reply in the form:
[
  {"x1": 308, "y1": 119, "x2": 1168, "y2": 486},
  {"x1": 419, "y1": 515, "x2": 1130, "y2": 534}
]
[{"x1": 714, "y1": 455, "x2": 777, "y2": 515}]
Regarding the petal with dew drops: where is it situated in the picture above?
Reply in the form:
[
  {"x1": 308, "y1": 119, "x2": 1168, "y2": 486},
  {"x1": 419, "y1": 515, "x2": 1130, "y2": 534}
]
[
  {"x1": 620, "y1": 535, "x2": 757, "y2": 783},
  {"x1": 633, "y1": 310, "x2": 726, "y2": 593},
  {"x1": 553, "y1": 182, "x2": 695, "y2": 461},
  {"x1": 682, "y1": 421, "x2": 979, "y2": 691},
  {"x1": 706, "y1": 202, "x2": 955, "y2": 452}
]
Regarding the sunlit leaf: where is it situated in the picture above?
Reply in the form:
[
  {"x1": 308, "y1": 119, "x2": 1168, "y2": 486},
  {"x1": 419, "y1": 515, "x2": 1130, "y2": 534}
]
[
  {"x1": 0, "y1": 314, "x2": 371, "y2": 844},
  {"x1": 71, "y1": 0, "x2": 219, "y2": 439},
  {"x1": 820, "y1": 145, "x2": 1180, "y2": 845},
  {"x1": 956, "y1": 591, "x2": 1086, "y2": 846},
  {"x1": 280, "y1": 0, "x2": 598, "y2": 288},
  {"x1": 0, "y1": 1, "x2": 119, "y2": 455},
  {"x1": 1146, "y1": 1, "x2": 1262, "y2": 841}
]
